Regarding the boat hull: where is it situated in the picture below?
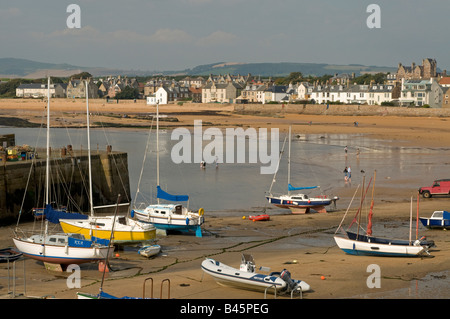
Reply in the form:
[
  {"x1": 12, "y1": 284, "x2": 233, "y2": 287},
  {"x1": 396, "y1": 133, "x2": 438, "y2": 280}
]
[
  {"x1": 12, "y1": 237, "x2": 111, "y2": 265},
  {"x1": 333, "y1": 236, "x2": 425, "y2": 257},
  {"x1": 138, "y1": 245, "x2": 161, "y2": 258},
  {"x1": 59, "y1": 218, "x2": 156, "y2": 244},
  {"x1": 201, "y1": 258, "x2": 310, "y2": 293},
  {"x1": 266, "y1": 196, "x2": 331, "y2": 213},
  {"x1": 248, "y1": 214, "x2": 270, "y2": 221},
  {"x1": 419, "y1": 217, "x2": 450, "y2": 229},
  {"x1": 132, "y1": 207, "x2": 204, "y2": 237}
]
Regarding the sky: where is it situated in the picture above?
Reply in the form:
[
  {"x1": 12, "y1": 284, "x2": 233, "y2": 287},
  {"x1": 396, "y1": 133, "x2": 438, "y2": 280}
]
[{"x1": 1, "y1": 0, "x2": 449, "y2": 72}]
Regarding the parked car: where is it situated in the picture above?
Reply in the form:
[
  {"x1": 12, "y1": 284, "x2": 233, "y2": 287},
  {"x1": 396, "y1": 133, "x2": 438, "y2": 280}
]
[{"x1": 419, "y1": 179, "x2": 450, "y2": 198}]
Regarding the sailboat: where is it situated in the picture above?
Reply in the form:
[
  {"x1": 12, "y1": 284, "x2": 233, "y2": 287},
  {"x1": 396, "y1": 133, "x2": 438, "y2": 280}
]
[
  {"x1": 131, "y1": 102, "x2": 204, "y2": 237},
  {"x1": 59, "y1": 81, "x2": 156, "y2": 244},
  {"x1": 12, "y1": 77, "x2": 112, "y2": 265},
  {"x1": 334, "y1": 171, "x2": 434, "y2": 257},
  {"x1": 265, "y1": 126, "x2": 338, "y2": 214}
]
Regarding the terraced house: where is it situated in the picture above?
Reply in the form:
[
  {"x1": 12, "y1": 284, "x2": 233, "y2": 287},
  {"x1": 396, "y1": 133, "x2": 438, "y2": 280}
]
[{"x1": 202, "y1": 82, "x2": 243, "y2": 103}]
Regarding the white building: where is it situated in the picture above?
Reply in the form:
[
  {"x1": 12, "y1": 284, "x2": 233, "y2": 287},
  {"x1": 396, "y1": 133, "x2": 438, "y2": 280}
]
[
  {"x1": 399, "y1": 78, "x2": 442, "y2": 107},
  {"x1": 147, "y1": 87, "x2": 168, "y2": 105},
  {"x1": 16, "y1": 83, "x2": 67, "y2": 98},
  {"x1": 367, "y1": 84, "x2": 395, "y2": 105}
]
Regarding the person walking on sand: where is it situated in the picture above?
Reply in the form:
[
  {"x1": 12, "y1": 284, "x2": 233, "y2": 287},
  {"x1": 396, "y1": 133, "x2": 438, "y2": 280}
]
[
  {"x1": 347, "y1": 166, "x2": 351, "y2": 182},
  {"x1": 344, "y1": 146, "x2": 348, "y2": 155},
  {"x1": 343, "y1": 166, "x2": 348, "y2": 181}
]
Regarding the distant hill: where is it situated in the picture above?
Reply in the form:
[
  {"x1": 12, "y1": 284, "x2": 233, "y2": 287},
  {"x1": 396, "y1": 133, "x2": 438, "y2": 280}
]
[
  {"x1": 0, "y1": 58, "x2": 396, "y2": 79},
  {"x1": 180, "y1": 62, "x2": 397, "y2": 77}
]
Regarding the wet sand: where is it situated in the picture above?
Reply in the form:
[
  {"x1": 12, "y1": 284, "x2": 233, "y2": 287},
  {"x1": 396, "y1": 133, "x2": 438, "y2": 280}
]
[{"x1": 1, "y1": 99, "x2": 450, "y2": 300}]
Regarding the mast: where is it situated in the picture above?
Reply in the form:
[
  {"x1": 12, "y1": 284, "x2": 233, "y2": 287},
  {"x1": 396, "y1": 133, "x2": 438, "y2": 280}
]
[
  {"x1": 46, "y1": 77, "x2": 50, "y2": 206},
  {"x1": 156, "y1": 101, "x2": 160, "y2": 204},
  {"x1": 367, "y1": 170, "x2": 376, "y2": 236},
  {"x1": 287, "y1": 126, "x2": 291, "y2": 195},
  {"x1": 86, "y1": 80, "x2": 94, "y2": 216},
  {"x1": 356, "y1": 174, "x2": 365, "y2": 239}
]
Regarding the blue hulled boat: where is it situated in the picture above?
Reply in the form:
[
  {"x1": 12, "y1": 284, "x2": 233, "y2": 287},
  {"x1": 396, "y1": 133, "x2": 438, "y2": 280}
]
[{"x1": 420, "y1": 210, "x2": 450, "y2": 229}]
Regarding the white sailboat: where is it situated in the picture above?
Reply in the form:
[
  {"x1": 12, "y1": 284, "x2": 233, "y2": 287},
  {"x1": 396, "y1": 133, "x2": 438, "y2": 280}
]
[
  {"x1": 131, "y1": 102, "x2": 204, "y2": 237},
  {"x1": 59, "y1": 80, "x2": 156, "y2": 244},
  {"x1": 12, "y1": 77, "x2": 112, "y2": 265},
  {"x1": 265, "y1": 126, "x2": 338, "y2": 214},
  {"x1": 333, "y1": 171, "x2": 434, "y2": 257}
]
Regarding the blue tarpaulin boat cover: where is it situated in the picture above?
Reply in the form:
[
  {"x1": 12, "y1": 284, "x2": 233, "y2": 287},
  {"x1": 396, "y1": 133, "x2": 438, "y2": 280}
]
[
  {"x1": 443, "y1": 211, "x2": 450, "y2": 219},
  {"x1": 288, "y1": 184, "x2": 319, "y2": 191},
  {"x1": 156, "y1": 186, "x2": 189, "y2": 202},
  {"x1": 44, "y1": 204, "x2": 88, "y2": 224}
]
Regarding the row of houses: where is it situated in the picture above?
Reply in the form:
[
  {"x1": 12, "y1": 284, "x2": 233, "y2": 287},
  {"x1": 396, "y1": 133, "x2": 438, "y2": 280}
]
[
  {"x1": 16, "y1": 76, "x2": 140, "y2": 99},
  {"x1": 146, "y1": 76, "x2": 450, "y2": 108}
]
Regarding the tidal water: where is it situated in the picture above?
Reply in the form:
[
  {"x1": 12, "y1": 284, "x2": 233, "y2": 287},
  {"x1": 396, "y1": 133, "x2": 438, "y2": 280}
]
[
  {"x1": 2, "y1": 126, "x2": 450, "y2": 215},
  {"x1": 2, "y1": 125, "x2": 450, "y2": 299}
]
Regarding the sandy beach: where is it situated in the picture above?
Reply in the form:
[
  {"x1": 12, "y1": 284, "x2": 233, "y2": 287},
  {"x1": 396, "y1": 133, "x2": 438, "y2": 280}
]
[{"x1": 1, "y1": 98, "x2": 450, "y2": 301}]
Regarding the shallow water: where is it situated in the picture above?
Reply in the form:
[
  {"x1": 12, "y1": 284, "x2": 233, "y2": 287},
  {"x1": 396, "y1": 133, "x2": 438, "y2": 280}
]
[{"x1": 2, "y1": 127, "x2": 449, "y2": 215}]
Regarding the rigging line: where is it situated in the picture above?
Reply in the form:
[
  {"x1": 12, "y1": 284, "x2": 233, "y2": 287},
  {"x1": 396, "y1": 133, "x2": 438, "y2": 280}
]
[
  {"x1": 52, "y1": 158, "x2": 83, "y2": 213},
  {"x1": 134, "y1": 117, "x2": 155, "y2": 206},
  {"x1": 94, "y1": 112, "x2": 131, "y2": 203},
  {"x1": 18, "y1": 104, "x2": 47, "y2": 229},
  {"x1": 335, "y1": 183, "x2": 361, "y2": 234},
  {"x1": 267, "y1": 134, "x2": 288, "y2": 195}
]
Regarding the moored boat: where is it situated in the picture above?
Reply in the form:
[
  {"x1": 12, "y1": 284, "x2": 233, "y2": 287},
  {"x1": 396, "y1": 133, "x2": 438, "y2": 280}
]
[
  {"x1": 248, "y1": 214, "x2": 270, "y2": 221},
  {"x1": 334, "y1": 171, "x2": 433, "y2": 257},
  {"x1": 201, "y1": 254, "x2": 310, "y2": 294},
  {"x1": 266, "y1": 126, "x2": 338, "y2": 214},
  {"x1": 59, "y1": 216, "x2": 156, "y2": 244},
  {"x1": 420, "y1": 210, "x2": 450, "y2": 229},
  {"x1": 12, "y1": 232, "x2": 112, "y2": 265},
  {"x1": 138, "y1": 244, "x2": 161, "y2": 258},
  {"x1": 132, "y1": 102, "x2": 204, "y2": 237}
]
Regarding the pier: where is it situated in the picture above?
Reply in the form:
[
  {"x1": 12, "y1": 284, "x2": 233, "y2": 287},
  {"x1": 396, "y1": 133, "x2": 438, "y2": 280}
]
[{"x1": 0, "y1": 145, "x2": 130, "y2": 224}]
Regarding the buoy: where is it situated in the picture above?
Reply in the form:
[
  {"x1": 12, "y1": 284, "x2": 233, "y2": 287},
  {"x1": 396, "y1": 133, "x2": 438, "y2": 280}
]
[
  {"x1": 98, "y1": 261, "x2": 109, "y2": 273},
  {"x1": 115, "y1": 253, "x2": 120, "y2": 257},
  {"x1": 242, "y1": 216, "x2": 246, "y2": 220},
  {"x1": 321, "y1": 275, "x2": 325, "y2": 280}
]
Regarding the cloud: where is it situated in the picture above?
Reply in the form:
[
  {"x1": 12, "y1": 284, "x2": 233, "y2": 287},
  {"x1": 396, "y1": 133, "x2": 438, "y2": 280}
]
[
  {"x1": 149, "y1": 28, "x2": 193, "y2": 43},
  {"x1": 197, "y1": 31, "x2": 238, "y2": 46},
  {"x1": 30, "y1": 26, "x2": 194, "y2": 45},
  {"x1": 0, "y1": 7, "x2": 21, "y2": 19}
]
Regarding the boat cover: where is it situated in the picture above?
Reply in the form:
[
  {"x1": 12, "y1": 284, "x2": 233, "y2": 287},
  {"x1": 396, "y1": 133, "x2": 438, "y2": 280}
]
[
  {"x1": 157, "y1": 186, "x2": 189, "y2": 202},
  {"x1": 288, "y1": 184, "x2": 318, "y2": 191},
  {"x1": 44, "y1": 204, "x2": 88, "y2": 224}
]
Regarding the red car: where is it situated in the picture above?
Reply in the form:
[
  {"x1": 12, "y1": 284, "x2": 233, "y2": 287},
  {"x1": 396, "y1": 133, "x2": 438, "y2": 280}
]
[{"x1": 419, "y1": 179, "x2": 450, "y2": 198}]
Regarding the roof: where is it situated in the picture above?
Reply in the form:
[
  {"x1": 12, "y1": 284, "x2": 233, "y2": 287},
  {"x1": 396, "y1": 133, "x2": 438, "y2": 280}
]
[{"x1": 439, "y1": 77, "x2": 450, "y2": 85}]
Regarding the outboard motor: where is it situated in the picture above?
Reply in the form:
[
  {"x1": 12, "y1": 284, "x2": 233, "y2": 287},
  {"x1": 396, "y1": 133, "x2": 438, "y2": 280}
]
[
  {"x1": 280, "y1": 269, "x2": 297, "y2": 292},
  {"x1": 414, "y1": 236, "x2": 435, "y2": 248}
]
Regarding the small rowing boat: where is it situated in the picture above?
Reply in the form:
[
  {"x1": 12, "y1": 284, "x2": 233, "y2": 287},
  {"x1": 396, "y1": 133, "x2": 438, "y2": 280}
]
[
  {"x1": 248, "y1": 214, "x2": 270, "y2": 221},
  {"x1": 138, "y1": 244, "x2": 161, "y2": 258}
]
